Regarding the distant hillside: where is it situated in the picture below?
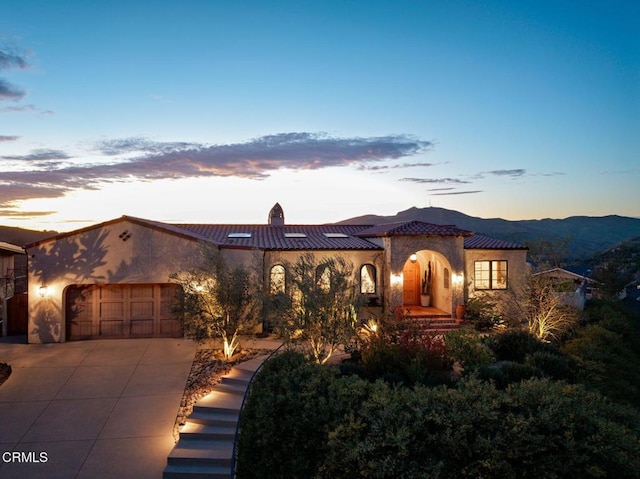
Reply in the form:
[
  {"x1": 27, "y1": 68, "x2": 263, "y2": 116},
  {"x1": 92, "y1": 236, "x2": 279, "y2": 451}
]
[
  {"x1": 337, "y1": 207, "x2": 640, "y2": 260},
  {"x1": 0, "y1": 225, "x2": 57, "y2": 248}
]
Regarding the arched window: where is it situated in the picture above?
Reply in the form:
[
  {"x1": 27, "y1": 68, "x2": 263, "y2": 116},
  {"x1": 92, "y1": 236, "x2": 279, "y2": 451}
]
[
  {"x1": 270, "y1": 265, "x2": 286, "y2": 294},
  {"x1": 360, "y1": 264, "x2": 376, "y2": 294},
  {"x1": 444, "y1": 268, "x2": 450, "y2": 289},
  {"x1": 316, "y1": 265, "x2": 331, "y2": 292}
]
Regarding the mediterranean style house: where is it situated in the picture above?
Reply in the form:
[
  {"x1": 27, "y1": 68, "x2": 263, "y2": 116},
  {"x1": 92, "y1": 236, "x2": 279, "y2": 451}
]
[{"x1": 24, "y1": 203, "x2": 528, "y2": 343}]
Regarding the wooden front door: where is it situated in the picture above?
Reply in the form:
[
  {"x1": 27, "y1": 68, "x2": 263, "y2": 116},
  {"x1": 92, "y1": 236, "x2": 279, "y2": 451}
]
[{"x1": 402, "y1": 261, "x2": 420, "y2": 305}]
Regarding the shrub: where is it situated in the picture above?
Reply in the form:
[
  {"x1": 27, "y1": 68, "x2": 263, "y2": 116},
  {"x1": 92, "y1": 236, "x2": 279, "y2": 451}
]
[
  {"x1": 320, "y1": 377, "x2": 640, "y2": 478},
  {"x1": 235, "y1": 351, "x2": 334, "y2": 479},
  {"x1": 525, "y1": 350, "x2": 577, "y2": 382},
  {"x1": 475, "y1": 361, "x2": 542, "y2": 389},
  {"x1": 490, "y1": 329, "x2": 556, "y2": 363},
  {"x1": 236, "y1": 350, "x2": 373, "y2": 479},
  {"x1": 237, "y1": 351, "x2": 640, "y2": 478},
  {"x1": 445, "y1": 327, "x2": 495, "y2": 372},
  {"x1": 358, "y1": 326, "x2": 452, "y2": 387},
  {"x1": 464, "y1": 295, "x2": 505, "y2": 330},
  {"x1": 564, "y1": 322, "x2": 640, "y2": 408}
]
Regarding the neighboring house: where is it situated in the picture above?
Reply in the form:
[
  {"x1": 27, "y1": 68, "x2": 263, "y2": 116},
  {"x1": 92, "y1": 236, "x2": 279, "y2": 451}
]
[
  {"x1": 533, "y1": 267, "x2": 595, "y2": 310},
  {"x1": 1, "y1": 241, "x2": 27, "y2": 336},
  {"x1": 25, "y1": 203, "x2": 528, "y2": 344}
]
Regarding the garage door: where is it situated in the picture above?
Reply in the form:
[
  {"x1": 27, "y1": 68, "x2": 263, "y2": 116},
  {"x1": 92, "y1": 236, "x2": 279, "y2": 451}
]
[{"x1": 65, "y1": 284, "x2": 182, "y2": 340}]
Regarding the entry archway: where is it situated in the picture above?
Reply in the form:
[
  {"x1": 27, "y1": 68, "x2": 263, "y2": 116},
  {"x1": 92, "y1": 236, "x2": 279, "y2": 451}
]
[{"x1": 401, "y1": 250, "x2": 453, "y2": 314}]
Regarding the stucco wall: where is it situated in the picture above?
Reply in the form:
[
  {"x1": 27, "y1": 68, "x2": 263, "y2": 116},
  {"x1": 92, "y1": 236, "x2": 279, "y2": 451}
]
[
  {"x1": 382, "y1": 235, "x2": 466, "y2": 315},
  {"x1": 26, "y1": 219, "x2": 204, "y2": 343},
  {"x1": 464, "y1": 248, "x2": 529, "y2": 300}
]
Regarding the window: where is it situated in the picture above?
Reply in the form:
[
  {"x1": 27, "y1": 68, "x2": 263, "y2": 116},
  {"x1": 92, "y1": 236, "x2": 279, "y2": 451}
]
[
  {"x1": 316, "y1": 265, "x2": 331, "y2": 292},
  {"x1": 360, "y1": 264, "x2": 376, "y2": 294},
  {"x1": 227, "y1": 232, "x2": 252, "y2": 238},
  {"x1": 284, "y1": 232, "x2": 307, "y2": 238},
  {"x1": 444, "y1": 268, "x2": 450, "y2": 289},
  {"x1": 474, "y1": 260, "x2": 508, "y2": 290},
  {"x1": 270, "y1": 265, "x2": 286, "y2": 294}
]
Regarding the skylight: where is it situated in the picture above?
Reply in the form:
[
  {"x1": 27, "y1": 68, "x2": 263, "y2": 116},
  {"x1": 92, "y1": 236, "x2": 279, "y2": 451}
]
[
  {"x1": 227, "y1": 232, "x2": 252, "y2": 238},
  {"x1": 284, "y1": 232, "x2": 307, "y2": 238},
  {"x1": 323, "y1": 232, "x2": 349, "y2": 238}
]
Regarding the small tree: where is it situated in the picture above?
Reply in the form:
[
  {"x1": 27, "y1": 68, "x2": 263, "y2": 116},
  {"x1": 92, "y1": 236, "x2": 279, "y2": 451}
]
[
  {"x1": 170, "y1": 245, "x2": 260, "y2": 359},
  {"x1": 503, "y1": 272, "x2": 580, "y2": 342},
  {"x1": 280, "y1": 253, "x2": 361, "y2": 364}
]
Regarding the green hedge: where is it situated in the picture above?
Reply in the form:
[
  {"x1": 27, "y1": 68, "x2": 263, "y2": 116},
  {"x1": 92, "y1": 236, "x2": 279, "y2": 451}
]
[{"x1": 236, "y1": 351, "x2": 640, "y2": 478}]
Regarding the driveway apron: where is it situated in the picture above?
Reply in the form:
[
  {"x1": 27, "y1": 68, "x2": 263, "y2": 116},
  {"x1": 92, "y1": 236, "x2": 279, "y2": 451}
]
[{"x1": 0, "y1": 337, "x2": 196, "y2": 479}]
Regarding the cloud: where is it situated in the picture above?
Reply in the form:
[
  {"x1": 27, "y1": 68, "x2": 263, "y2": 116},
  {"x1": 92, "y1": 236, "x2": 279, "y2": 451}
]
[
  {"x1": 0, "y1": 132, "x2": 432, "y2": 207},
  {"x1": 0, "y1": 78, "x2": 25, "y2": 101},
  {"x1": 601, "y1": 169, "x2": 639, "y2": 175},
  {"x1": 0, "y1": 49, "x2": 29, "y2": 70},
  {"x1": 3, "y1": 148, "x2": 72, "y2": 162},
  {"x1": 359, "y1": 161, "x2": 436, "y2": 171},
  {"x1": 0, "y1": 45, "x2": 30, "y2": 101},
  {"x1": 0, "y1": 103, "x2": 54, "y2": 114},
  {"x1": 0, "y1": 209, "x2": 56, "y2": 218},
  {"x1": 429, "y1": 190, "x2": 483, "y2": 196},
  {"x1": 94, "y1": 137, "x2": 198, "y2": 156},
  {"x1": 0, "y1": 182, "x2": 68, "y2": 204},
  {"x1": 485, "y1": 169, "x2": 526, "y2": 178},
  {"x1": 0, "y1": 135, "x2": 20, "y2": 142},
  {"x1": 400, "y1": 177, "x2": 471, "y2": 184}
]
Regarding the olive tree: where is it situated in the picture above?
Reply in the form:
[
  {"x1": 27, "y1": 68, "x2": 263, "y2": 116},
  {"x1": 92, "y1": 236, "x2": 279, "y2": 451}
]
[
  {"x1": 170, "y1": 245, "x2": 260, "y2": 359},
  {"x1": 280, "y1": 253, "x2": 361, "y2": 364}
]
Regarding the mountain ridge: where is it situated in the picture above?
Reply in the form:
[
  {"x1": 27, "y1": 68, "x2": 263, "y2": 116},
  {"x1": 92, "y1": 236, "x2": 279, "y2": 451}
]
[{"x1": 336, "y1": 206, "x2": 640, "y2": 260}]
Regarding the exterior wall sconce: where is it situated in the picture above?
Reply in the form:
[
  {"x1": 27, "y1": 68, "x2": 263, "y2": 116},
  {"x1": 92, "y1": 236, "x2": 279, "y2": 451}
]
[
  {"x1": 390, "y1": 273, "x2": 403, "y2": 286},
  {"x1": 38, "y1": 284, "x2": 49, "y2": 298},
  {"x1": 409, "y1": 253, "x2": 417, "y2": 263},
  {"x1": 452, "y1": 273, "x2": 464, "y2": 286}
]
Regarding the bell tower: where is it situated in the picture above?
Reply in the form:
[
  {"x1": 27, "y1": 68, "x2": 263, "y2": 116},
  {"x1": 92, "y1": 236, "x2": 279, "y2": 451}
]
[{"x1": 268, "y1": 202, "x2": 285, "y2": 226}]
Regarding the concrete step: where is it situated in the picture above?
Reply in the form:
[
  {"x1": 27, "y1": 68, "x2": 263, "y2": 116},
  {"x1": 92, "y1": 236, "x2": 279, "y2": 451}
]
[
  {"x1": 187, "y1": 409, "x2": 239, "y2": 428},
  {"x1": 163, "y1": 463, "x2": 231, "y2": 479},
  {"x1": 194, "y1": 389, "x2": 244, "y2": 411},
  {"x1": 164, "y1": 353, "x2": 273, "y2": 479},
  {"x1": 219, "y1": 375, "x2": 251, "y2": 388},
  {"x1": 234, "y1": 354, "x2": 270, "y2": 373},
  {"x1": 179, "y1": 422, "x2": 237, "y2": 441},
  {"x1": 167, "y1": 439, "x2": 233, "y2": 465},
  {"x1": 214, "y1": 381, "x2": 247, "y2": 396}
]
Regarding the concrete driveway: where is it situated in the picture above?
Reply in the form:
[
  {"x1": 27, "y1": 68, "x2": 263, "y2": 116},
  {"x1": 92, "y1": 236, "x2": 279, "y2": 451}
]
[{"x1": 0, "y1": 336, "x2": 196, "y2": 479}]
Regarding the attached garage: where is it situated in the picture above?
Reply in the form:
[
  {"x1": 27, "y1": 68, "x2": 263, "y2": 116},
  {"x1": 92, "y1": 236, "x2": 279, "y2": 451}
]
[{"x1": 65, "y1": 283, "x2": 182, "y2": 340}]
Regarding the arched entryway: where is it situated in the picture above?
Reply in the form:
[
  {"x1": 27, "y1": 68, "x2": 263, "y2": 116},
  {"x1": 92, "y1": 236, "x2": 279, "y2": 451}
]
[{"x1": 401, "y1": 250, "x2": 453, "y2": 314}]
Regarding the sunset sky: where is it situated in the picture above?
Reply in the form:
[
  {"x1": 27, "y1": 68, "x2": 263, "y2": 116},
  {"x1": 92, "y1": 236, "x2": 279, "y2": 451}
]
[{"x1": 1, "y1": 0, "x2": 638, "y2": 232}]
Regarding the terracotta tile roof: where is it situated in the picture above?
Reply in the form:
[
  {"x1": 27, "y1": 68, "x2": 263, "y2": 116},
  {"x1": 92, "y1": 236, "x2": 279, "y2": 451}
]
[
  {"x1": 356, "y1": 220, "x2": 473, "y2": 237},
  {"x1": 169, "y1": 223, "x2": 384, "y2": 251},
  {"x1": 464, "y1": 234, "x2": 528, "y2": 250}
]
